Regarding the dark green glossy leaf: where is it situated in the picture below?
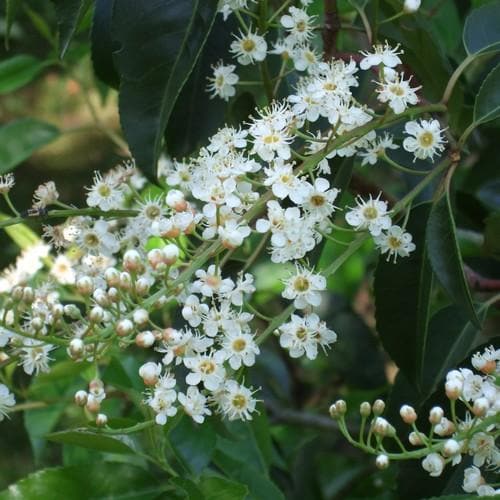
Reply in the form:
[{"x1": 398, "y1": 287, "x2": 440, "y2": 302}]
[
  {"x1": 111, "y1": 0, "x2": 217, "y2": 179},
  {"x1": 52, "y1": 0, "x2": 93, "y2": 58},
  {"x1": 24, "y1": 403, "x2": 66, "y2": 464},
  {"x1": 165, "y1": 16, "x2": 234, "y2": 157},
  {"x1": 484, "y1": 212, "x2": 500, "y2": 259},
  {"x1": 170, "y1": 477, "x2": 204, "y2": 499},
  {"x1": 420, "y1": 304, "x2": 486, "y2": 399},
  {"x1": 374, "y1": 203, "x2": 433, "y2": 384},
  {"x1": 90, "y1": 0, "x2": 120, "y2": 89},
  {"x1": 426, "y1": 192, "x2": 480, "y2": 327},
  {"x1": 0, "y1": 119, "x2": 60, "y2": 174},
  {"x1": 169, "y1": 415, "x2": 216, "y2": 474},
  {"x1": 0, "y1": 463, "x2": 163, "y2": 500},
  {"x1": 474, "y1": 62, "x2": 500, "y2": 125},
  {"x1": 199, "y1": 475, "x2": 248, "y2": 500},
  {"x1": 463, "y1": 1, "x2": 500, "y2": 55},
  {"x1": 0, "y1": 55, "x2": 52, "y2": 94},
  {"x1": 46, "y1": 428, "x2": 138, "y2": 454}
]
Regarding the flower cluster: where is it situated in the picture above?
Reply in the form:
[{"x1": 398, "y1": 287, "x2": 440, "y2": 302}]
[
  {"x1": 330, "y1": 345, "x2": 500, "y2": 497},
  {"x1": 0, "y1": 0, "x2": 448, "y2": 434}
]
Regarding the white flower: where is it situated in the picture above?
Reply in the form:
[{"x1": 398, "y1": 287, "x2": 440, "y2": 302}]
[
  {"x1": 358, "y1": 133, "x2": 398, "y2": 166},
  {"x1": 77, "y1": 219, "x2": 120, "y2": 256},
  {"x1": 218, "y1": 380, "x2": 257, "y2": 421},
  {"x1": 182, "y1": 295, "x2": 210, "y2": 327},
  {"x1": 403, "y1": 119, "x2": 446, "y2": 161},
  {"x1": 421, "y1": 453, "x2": 445, "y2": 477},
  {"x1": 50, "y1": 255, "x2": 76, "y2": 285},
  {"x1": 225, "y1": 272, "x2": 255, "y2": 306},
  {"x1": 282, "y1": 265, "x2": 326, "y2": 309},
  {"x1": 230, "y1": 30, "x2": 267, "y2": 65},
  {"x1": 468, "y1": 432, "x2": 497, "y2": 467},
  {"x1": 477, "y1": 485, "x2": 500, "y2": 497},
  {"x1": 218, "y1": 220, "x2": 251, "y2": 249},
  {"x1": 178, "y1": 386, "x2": 211, "y2": 424},
  {"x1": 0, "y1": 326, "x2": 12, "y2": 347},
  {"x1": 207, "y1": 126, "x2": 247, "y2": 155},
  {"x1": 360, "y1": 42, "x2": 403, "y2": 70},
  {"x1": 217, "y1": 0, "x2": 253, "y2": 21},
  {"x1": 279, "y1": 313, "x2": 336, "y2": 359},
  {"x1": 0, "y1": 384, "x2": 15, "y2": 421},
  {"x1": 19, "y1": 340, "x2": 55, "y2": 375},
  {"x1": 462, "y1": 466, "x2": 483, "y2": 493},
  {"x1": 192, "y1": 265, "x2": 234, "y2": 297},
  {"x1": 404, "y1": 0, "x2": 421, "y2": 13},
  {"x1": 280, "y1": 7, "x2": 316, "y2": 44},
  {"x1": 207, "y1": 62, "x2": 239, "y2": 101},
  {"x1": 292, "y1": 45, "x2": 319, "y2": 72},
  {"x1": 0, "y1": 173, "x2": 15, "y2": 194},
  {"x1": 218, "y1": 331, "x2": 260, "y2": 369},
  {"x1": 345, "y1": 194, "x2": 392, "y2": 236},
  {"x1": 374, "y1": 225, "x2": 416, "y2": 262},
  {"x1": 157, "y1": 328, "x2": 213, "y2": 366},
  {"x1": 471, "y1": 345, "x2": 499, "y2": 375},
  {"x1": 263, "y1": 160, "x2": 299, "y2": 199},
  {"x1": 376, "y1": 73, "x2": 420, "y2": 113},
  {"x1": 33, "y1": 181, "x2": 59, "y2": 208},
  {"x1": 300, "y1": 177, "x2": 339, "y2": 220},
  {"x1": 86, "y1": 171, "x2": 124, "y2": 211},
  {"x1": 148, "y1": 388, "x2": 177, "y2": 425},
  {"x1": 185, "y1": 352, "x2": 226, "y2": 391}
]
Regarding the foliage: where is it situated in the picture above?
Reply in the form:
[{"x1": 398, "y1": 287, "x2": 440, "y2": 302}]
[{"x1": 0, "y1": 1, "x2": 499, "y2": 499}]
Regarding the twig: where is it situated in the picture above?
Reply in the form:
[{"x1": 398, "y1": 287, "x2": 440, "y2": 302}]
[{"x1": 322, "y1": 0, "x2": 340, "y2": 60}]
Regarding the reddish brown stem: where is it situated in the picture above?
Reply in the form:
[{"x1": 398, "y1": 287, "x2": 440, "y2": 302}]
[{"x1": 322, "y1": 0, "x2": 341, "y2": 60}]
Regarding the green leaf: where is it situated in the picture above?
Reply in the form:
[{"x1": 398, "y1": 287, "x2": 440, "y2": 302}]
[
  {"x1": 473, "y1": 62, "x2": 500, "y2": 125},
  {"x1": 5, "y1": 0, "x2": 20, "y2": 49},
  {"x1": 0, "y1": 55, "x2": 52, "y2": 94},
  {"x1": 0, "y1": 463, "x2": 163, "y2": 500},
  {"x1": 426, "y1": 192, "x2": 480, "y2": 328},
  {"x1": 91, "y1": 0, "x2": 120, "y2": 89},
  {"x1": 46, "y1": 428, "x2": 138, "y2": 454},
  {"x1": 169, "y1": 415, "x2": 216, "y2": 474},
  {"x1": 52, "y1": 0, "x2": 93, "y2": 58},
  {"x1": 170, "y1": 477, "x2": 204, "y2": 499},
  {"x1": 463, "y1": 0, "x2": 500, "y2": 55},
  {"x1": 165, "y1": 16, "x2": 234, "y2": 157},
  {"x1": 0, "y1": 119, "x2": 60, "y2": 174},
  {"x1": 374, "y1": 204, "x2": 433, "y2": 384},
  {"x1": 420, "y1": 304, "x2": 486, "y2": 399},
  {"x1": 198, "y1": 475, "x2": 248, "y2": 500},
  {"x1": 111, "y1": 1, "x2": 218, "y2": 178},
  {"x1": 483, "y1": 212, "x2": 500, "y2": 258},
  {"x1": 23, "y1": 5, "x2": 57, "y2": 48},
  {"x1": 24, "y1": 403, "x2": 66, "y2": 464},
  {"x1": 0, "y1": 213, "x2": 41, "y2": 249}
]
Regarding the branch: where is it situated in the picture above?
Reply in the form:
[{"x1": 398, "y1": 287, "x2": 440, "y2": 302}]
[
  {"x1": 322, "y1": 0, "x2": 341, "y2": 60},
  {"x1": 465, "y1": 265, "x2": 500, "y2": 292}
]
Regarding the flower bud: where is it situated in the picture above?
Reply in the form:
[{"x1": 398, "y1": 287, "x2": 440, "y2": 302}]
[
  {"x1": 119, "y1": 272, "x2": 132, "y2": 290},
  {"x1": 147, "y1": 249, "x2": 164, "y2": 270},
  {"x1": 329, "y1": 403, "x2": 338, "y2": 418},
  {"x1": 445, "y1": 379, "x2": 462, "y2": 400},
  {"x1": 135, "y1": 330, "x2": 156, "y2": 348},
  {"x1": 22, "y1": 287, "x2": 34, "y2": 303},
  {"x1": 139, "y1": 362, "x2": 161, "y2": 386},
  {"x1": 96, "y1": 413, "x2": 108, "y2": 427},
  {"x1": 409, "y1": 431, "x2": 423, "y2": 446},
  {"x1": 69, "y1": 338, "x2": 84, "y2": 358},
  {"x1": 76, "y1": 276, "x2": 94, "y2": 295},
  {"x1": 12, "y1": 286, "x2": 24, "y2": 301},
  {"x1": 86, "y1": 398, "x2": 100, "y2": 413},
  {"x1": 372, "y1": 399, "x2": 385, "y2": 416},
  {"x1": 422, "y1": 453, "x2": 445, "y2": 477},
  {"x1": 51, "y1": 303, "x2": 64, "y2": 319},
  {"x1": 107, "y1": 287, "x2": 119, "y2": 302},
  {"x1": 373, "y1": 417, "x2": 389, "y2": 436},
  {"x1": 166, "y1": 189, "x2": 187, "y2": 211},
  {"x1": 89, "y1": 305, "x2": 105, "y2": 323},
  {"x1": 400, "y1": 405, "x2": 417, "y2": 424},
  {"x1": 442, "y1": 439, "x2": 460, "y2": 457},
  {"x1": 93, "y1": 288, "x2": 109, "y2": 307},
  {"x1": 135, "y1": 277, "x2": 150, "y2": 296},
  {"x1": 132, "y1": 308, "x2": 149, "y2": 326},
  {"x1": 123, "y1": 249, "x2": 143, "y2": 273},
  {"x1": 116, "y1": 318, "x2": 134, "y2": 337},
  {"x1": 472, "y1": 397, "x2": 489, "y2": 417},
  {"x1": 74, "y1": 390, "x2": 88, "y2": 406},
  {"x1": 64, "y1": 304, "x2": 81, "y2": 319},
  {"x1": 375, "y1": 454, "x2": 389, "y2": 470},
  {"x1": 360, "y1": 402, "x2": 371, "y2": 417},
  {"x1": 31, "y1": 317, "x2": 44, "y2": 331},
  {"x1": 403, "y1": 0, "x2": 421, "y2": 13},
  {"x1": 162, "y1": 244, "x2": 179, "y2": 265},
  {"x1": 104, "y1": 267, "x2": 120, "y2": 287},
  {"x1": 334, "y1": 399, "x2": 347, "y2": 415},
  {"x1": 429, "y1": 407, "x2": 444, "y2": 425}
]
